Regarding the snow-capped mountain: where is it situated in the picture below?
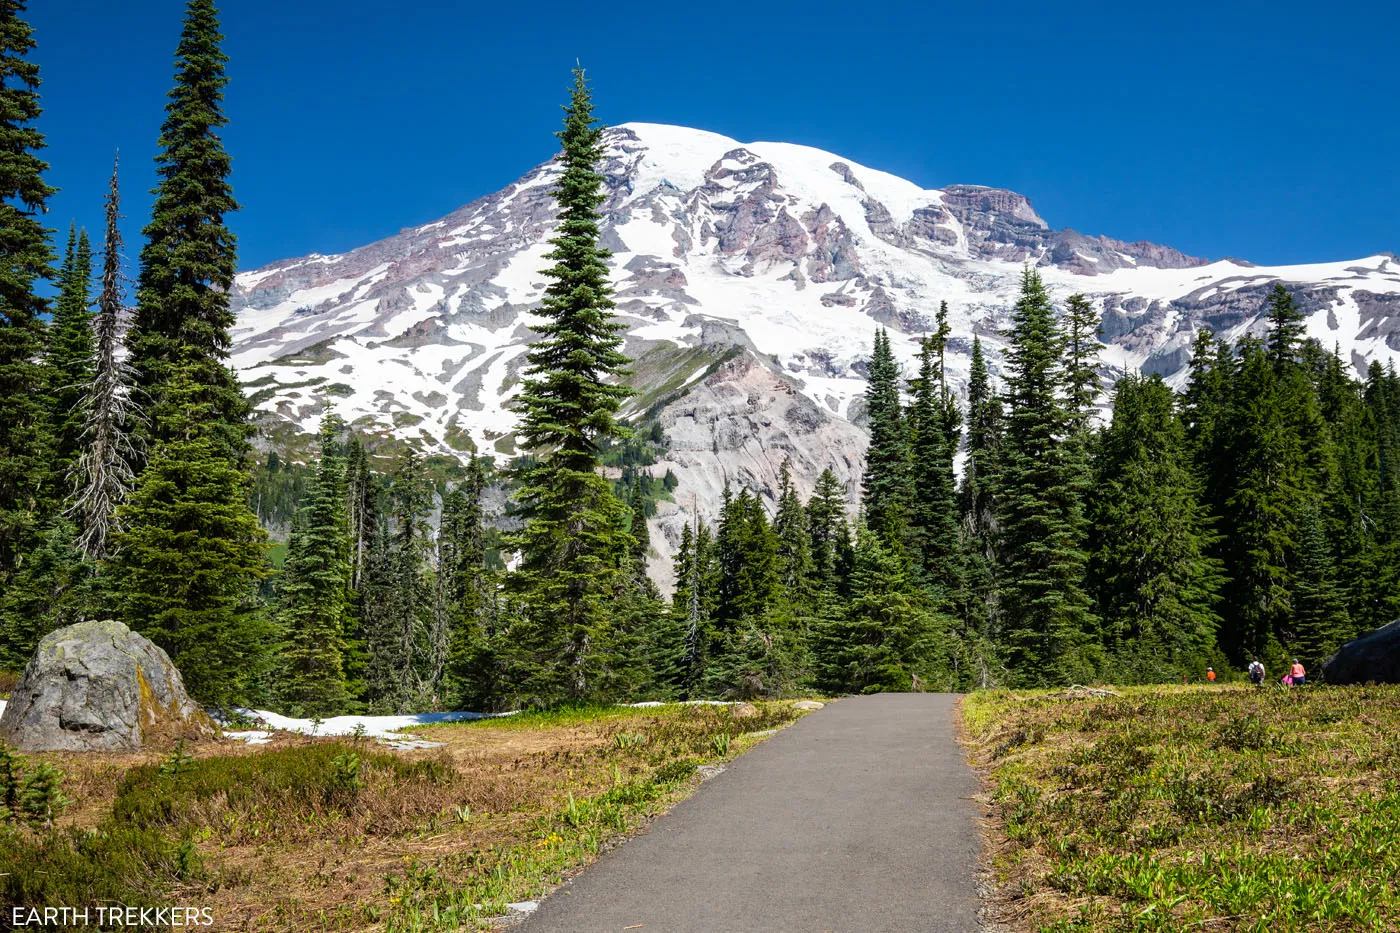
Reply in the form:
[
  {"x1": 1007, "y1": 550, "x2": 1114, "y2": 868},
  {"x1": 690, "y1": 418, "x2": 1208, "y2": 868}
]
[{"x1": 230, "y1": 122, "x2": 1400, "y2": 584}]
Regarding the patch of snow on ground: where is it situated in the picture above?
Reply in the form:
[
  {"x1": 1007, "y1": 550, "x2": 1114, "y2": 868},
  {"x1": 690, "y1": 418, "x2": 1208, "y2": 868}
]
[{"x1": 236, "y1": 709, "x2": 508, "y2": 749}]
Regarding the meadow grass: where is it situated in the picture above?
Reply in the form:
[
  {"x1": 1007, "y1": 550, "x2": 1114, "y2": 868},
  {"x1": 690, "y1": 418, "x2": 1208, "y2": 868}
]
[
  {"x1": 1, "y1": 701, "x2": 809, "y2": 931},
  {"x1": 964, "y1": 684, "x2": 1400, "y2": 932}
]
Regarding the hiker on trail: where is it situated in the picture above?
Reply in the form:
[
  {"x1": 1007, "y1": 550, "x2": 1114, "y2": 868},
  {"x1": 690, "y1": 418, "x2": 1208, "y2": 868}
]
[
  {"x1": 1290, "y1": 658, "x2": 1307, "y2": 686},
  {"x1": 1248, "y1": 658, "x2": 1265, "y2": 687},
  {"x1": 1207, "y1": 667, "x2": 1216, "y2": 683}
]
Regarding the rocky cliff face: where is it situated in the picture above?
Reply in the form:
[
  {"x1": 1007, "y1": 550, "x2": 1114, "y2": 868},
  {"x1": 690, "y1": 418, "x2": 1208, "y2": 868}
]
[{"x1": 229, "y1": 122, "x2": 1400, "y2": 583}]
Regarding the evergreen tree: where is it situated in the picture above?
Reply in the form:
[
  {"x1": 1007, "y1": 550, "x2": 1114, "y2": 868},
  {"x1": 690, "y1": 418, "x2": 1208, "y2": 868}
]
[
  {"x1": 1063, "y1": 294, "x2": 1100, "y2": 430},
  {"x1": 670, "y1": 519, "x2": 712, "y2": 697},
  {"x1": 713, "y1": 488, "x2": 779, "y2": 627},
  {"x1": 345, "y1": 436, "x2": 376, "y2": 591},
  {"x1": 364, "y1": 448, "x2": 434, "y2": 711},
  {"x1": 502, "y1": 67, "x2": 634, "y2": 704},
  {"x1": 1217, "y1": 340, "x2": 1307, "y2": 664},
  {"x1": 906, "y1": 328, "x2": 961, "y2": 599},
  {"x1": 627, "y1": 477, "x2": 652, "y2": 581},
  {"x1": 1290, "y1": 500, "x2": 1352, "y2": 672},
  {"x1": 772, "y1": 459, "x2": 813, "y2": 607},
  {"x1": 68, "y1": 156, "x2": 141, "y2": 562},
  {"x1": 46, "y1": 225, "x2": 95, "y2": 472},
  {"x1": 1180, "y1": 328, "x2": 1235, "y2": 518},
  {"x1": 1264, "y1": 283, "x2": 1306, "y2": 370},
  {"x1": 110, "y1": 368, "x2": 271, "y2": 708},
  {"x1": 441, "y1": 458, "x2": 491, "y2": 707},
  {"x1": 861, "y1": 328, "x2": 910, "y2": 552},
  {"x1": 276, "y1": 413, "x2": 351, "y2": 716},
  {"x1": 0, "y1": 0, "x2": 57, "y2": 587},
  {"x1": 812, "y1": 524, "x2": 940, "y2": 694},
  {"x1": 0, "y1": 520, "x2": 96, "y2": 670},
  {"x1": 996, "y1": 268, "x2": 1096, "y2": 685},
  {"x1": 959, "y1": 335, "x2": 1002, "y2": 653},
  {"x1": 806, "y1": 468, "x2": 848, "y2": 595},
  {"x1": 127, "y1": 0, "x2": 248, "y2": 461},
  {"x1": 1088, "y1": 375, "x2": 1221, "y2": 681}
]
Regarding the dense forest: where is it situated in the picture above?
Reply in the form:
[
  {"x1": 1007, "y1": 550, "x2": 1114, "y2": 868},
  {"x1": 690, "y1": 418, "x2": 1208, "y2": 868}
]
[{"x1": 1, "y1": 0, "x2": 1397, "y2": 716}]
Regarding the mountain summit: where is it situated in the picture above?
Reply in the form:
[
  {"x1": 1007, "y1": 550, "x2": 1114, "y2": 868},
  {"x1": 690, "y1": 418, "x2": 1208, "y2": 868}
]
[{"x1": 230, "y1": 122, "x2": 1400, "y2": 581}]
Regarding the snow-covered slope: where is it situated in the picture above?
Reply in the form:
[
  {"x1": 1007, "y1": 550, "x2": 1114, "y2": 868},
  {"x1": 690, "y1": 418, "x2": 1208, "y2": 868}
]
[{"x1": 230, "y1": 122, "x2": 1400, "y2": 581}]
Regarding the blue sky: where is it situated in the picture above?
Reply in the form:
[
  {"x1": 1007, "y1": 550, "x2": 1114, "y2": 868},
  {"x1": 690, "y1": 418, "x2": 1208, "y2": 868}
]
[{"x1": 29, "y1": 0, "x2": 1398, "y2": 272}]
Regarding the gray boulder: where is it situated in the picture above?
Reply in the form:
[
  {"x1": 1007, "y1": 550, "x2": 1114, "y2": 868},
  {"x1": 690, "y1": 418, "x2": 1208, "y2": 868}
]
[
  {"x1": 1322, "y1": 619, "x2": 1400, "y2": 685},
  {"x1": 0, "y1": 619, "x2": 217, "y2": 751}
]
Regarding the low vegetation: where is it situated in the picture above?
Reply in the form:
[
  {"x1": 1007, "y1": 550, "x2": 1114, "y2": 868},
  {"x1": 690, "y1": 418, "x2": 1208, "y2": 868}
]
[
  {"x1": 0, "y1": 701, "x2": 807, "y2": 931},
  {"x1": 965, "y1": 685, "x2": 1400, "y2": 932}
]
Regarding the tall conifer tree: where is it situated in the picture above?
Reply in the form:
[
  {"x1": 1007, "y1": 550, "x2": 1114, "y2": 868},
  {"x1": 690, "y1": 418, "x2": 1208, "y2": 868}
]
[
  {"x1": 127, "y1": 0, "x2": 248, "y2": 461},
  {"x1": 68, "y1": 157, "x2": 141, "y2": 562},
  {"x1": 110, "y1": 367, "x2": 271, "y2": 707},
  {"x1": 1088, "y1": 375, "x2": 1221, "y2": 680},
  {"x1": 276, "y1": 413, "x2": 351, "y2": 715},
  {"x1": 503, "y1": 67, "x2": 635, "y2": 703},
  {"x1": 0, "y1": 0, "x2": 57, "y2": 586},
  {"x1": 47, "y1": 225, "x2": 95, "y2": 471},
  {"x1": 996, "y1": 269, "x2": 1096, "y2": 685},
  {"x1": 861, "y1": 328, "x2": 910, "y2": 553}
]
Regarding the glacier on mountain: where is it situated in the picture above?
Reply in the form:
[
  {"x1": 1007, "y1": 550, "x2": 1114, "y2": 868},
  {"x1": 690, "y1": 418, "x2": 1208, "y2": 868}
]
[{"x1": 229, "y1": 122, "x2": 1400, "y2": 586}]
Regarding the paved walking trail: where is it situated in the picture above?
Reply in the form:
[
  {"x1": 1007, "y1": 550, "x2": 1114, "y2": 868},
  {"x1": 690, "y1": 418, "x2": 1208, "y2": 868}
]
[{"x1": 515, "y1": 693, "x2": 982, "y2": 932}]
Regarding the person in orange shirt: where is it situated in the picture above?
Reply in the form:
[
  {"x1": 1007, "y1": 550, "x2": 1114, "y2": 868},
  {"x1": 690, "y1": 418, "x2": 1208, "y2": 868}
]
[
  {"x1": 1206, "y1": 667, "x2": 1216, "y2": 683},
  {"x1": 1289, "y1": 658, "x2": 1306, "y2": 686}
]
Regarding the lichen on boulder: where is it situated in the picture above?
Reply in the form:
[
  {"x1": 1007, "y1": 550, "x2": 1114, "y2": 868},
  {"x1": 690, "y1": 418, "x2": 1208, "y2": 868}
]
[{"x1": 0, "y1": 619, "x2": 217, "y2": 751}]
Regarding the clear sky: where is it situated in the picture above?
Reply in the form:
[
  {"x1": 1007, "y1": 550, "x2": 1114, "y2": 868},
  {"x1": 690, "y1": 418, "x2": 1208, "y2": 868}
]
[{"x1": 28, "y1": 0, "x2": 1399, "y2": 273}]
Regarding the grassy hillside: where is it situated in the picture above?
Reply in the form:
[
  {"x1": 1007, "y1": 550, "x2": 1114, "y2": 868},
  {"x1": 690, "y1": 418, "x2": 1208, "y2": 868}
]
[
  {"x1": 965, "y1": 685, "x2": 1400, "y2": 932},
  {"x1": 1, "y1": 702, "x2": 810, "y2": 931}
]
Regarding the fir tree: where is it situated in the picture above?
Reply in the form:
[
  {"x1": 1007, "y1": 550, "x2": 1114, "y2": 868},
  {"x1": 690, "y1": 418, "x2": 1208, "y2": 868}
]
[
  {"x1": 860, "y1": 328, "x2": 910, "y2": 552},
  {"x1": 773, "y1": 459, "x2": 813, "y2": 607},
  {"x1": 363, "y1": 448, "x2": 434, "y2": 711},
  {"x1": 713, "y1": 488, "x2": 779, "y2": 627},
  {"x1": 110, "y1": 368, "x2": 271, "y2": 708},
  {"x1": 806, "y1": 468, "x2": 848, "y2": 595},
  {"x1": 1088, "y1": 375, "x2": 1221, "y2": 681},
  {"x1": 1264, "y1": 283, "x2": 1305, "y2": 370},
  {"x1": 68, "y1": 156, "x2": 141, "y2": 562},
  {"x1": 1181, "y1": 328, "x2": 1235, "y2": 519},
  {"x1": 441, "y1": 458, "x2": 491, "y2": 707},
  {"x1": 277, "y1": 413, "x2": 352, "y2": 716},
  {"x1": 502, "y1": 66, "x2": 634, "y2": 703},
  {"x1": 906, "y1": 329, "x2": 961, "y2": 600},
  {"x1": 812, "y1": 524, "x2": 940, "y2": 694},
  {"x1": 1063, "y1": 294, "x2": 1100, "y2": 431},
  {"x1": 959, "y1": 335, "x2": 1002, "y2": 651},
  {"x1": 670, "y1": 518, "x2": 711, "y2": 697},
  {"x1": 996, "y1": 268, "x2": 1096, "y2": 685},
  {"x1": 46, "y1": 225, "x2": 95, "y2": 472},
  {"x1": 1217, "y1": 340, "x2": 1307, "y2": 664},
  {"x1": 627, "y1": 478, "x2": 652, "y2": 581},
  {"x1": 1290, "y1": 500, "x2": 1352, "y2": 672},
  {"x1": 127, "y1": 0, "x2": 248, "y2": 461},
  {"x1": 0, "y1": 0, "x2": 57, "y2": 586}
]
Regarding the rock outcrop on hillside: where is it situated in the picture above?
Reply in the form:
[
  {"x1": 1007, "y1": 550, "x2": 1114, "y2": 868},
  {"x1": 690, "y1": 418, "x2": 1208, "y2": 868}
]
[{"x1": 0, "y1": 620, "x2": 217, "y2": 752}]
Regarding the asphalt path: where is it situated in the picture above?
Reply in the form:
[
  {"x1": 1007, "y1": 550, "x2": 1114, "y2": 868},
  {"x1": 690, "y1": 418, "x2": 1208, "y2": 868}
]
[{"x1": 514, "y1": 693, "x2": 982, "y2": 932}]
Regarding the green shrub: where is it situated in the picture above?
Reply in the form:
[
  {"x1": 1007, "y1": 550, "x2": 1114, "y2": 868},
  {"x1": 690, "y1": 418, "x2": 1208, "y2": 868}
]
[
  {"x1": 19, "y1": 762, "x2": 69, "y2": 830},
  {"x1": 653, "y1": 757, "x2": 699, "y2": 785}
]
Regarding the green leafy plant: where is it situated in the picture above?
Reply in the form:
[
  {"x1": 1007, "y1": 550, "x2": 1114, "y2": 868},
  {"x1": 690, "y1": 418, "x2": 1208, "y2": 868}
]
[{"x1": 710, "y1": 733, "x2": 732, "y2": 757}]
